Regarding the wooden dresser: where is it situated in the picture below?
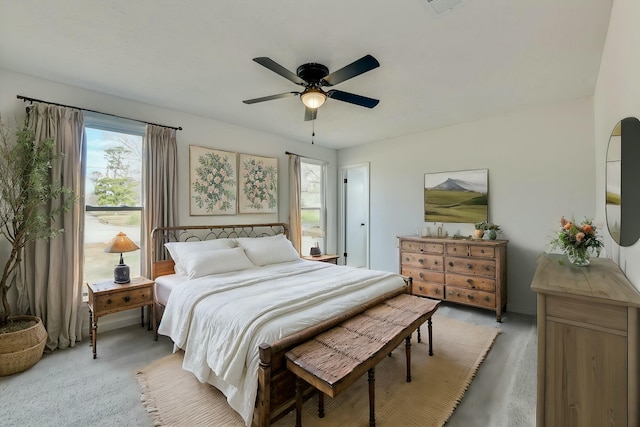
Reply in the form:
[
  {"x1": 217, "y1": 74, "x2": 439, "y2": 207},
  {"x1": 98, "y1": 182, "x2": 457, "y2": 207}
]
[
  {"x1": 531, "y1": 254, "x2": 640, "y2": 427},
  {"x1": 398, "y1": 236, "x2": 508, "y2": 321}
]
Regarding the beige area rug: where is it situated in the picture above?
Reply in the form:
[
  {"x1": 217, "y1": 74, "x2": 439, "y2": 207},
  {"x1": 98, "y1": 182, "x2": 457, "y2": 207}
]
[{"x1": 136, "y1": 314, "x2": 500, "y2": 427}]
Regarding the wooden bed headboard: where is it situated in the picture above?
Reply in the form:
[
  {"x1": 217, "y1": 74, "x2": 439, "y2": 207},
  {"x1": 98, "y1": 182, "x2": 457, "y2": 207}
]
[{"x1": 150, "y1": 223, "x2": 289, "y2": 279}]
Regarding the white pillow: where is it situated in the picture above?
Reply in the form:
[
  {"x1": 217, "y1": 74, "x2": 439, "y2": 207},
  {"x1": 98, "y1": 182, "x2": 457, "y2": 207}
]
[
  {"x1": 182, "y1": 247, "x2": 255, "y2": 279},
  {"x1": 236, "y1": 234, "x2": 300, "y2": 266},
  {"x1": 164, "y1": 239, "x2": 236, "y2": 275}
]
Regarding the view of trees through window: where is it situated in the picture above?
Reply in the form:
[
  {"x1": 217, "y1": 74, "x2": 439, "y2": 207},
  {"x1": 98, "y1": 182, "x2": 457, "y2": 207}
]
[
  {"x1": 300, "y1": 160, "x2": 325, "y2": 256},
  {"x1": 84, "y1": 127, "x2": 142, "y2": 286}
]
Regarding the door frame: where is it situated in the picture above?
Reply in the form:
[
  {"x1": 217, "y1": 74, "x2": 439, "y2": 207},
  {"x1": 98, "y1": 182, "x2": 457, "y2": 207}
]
[{"x1": 338, "y1": 162, "x2": 370, "y2": 268}]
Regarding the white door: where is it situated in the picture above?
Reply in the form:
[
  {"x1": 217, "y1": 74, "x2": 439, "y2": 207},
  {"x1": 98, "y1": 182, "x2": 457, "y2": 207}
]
[{"x1": 340, "y1": 164, "x2": 369, "y2": 268}]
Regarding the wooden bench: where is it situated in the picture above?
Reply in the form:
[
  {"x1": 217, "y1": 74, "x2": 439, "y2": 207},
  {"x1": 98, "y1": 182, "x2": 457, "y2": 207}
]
[{"x1": 285, "y1": 294, "x2": 440, "y2": 427}]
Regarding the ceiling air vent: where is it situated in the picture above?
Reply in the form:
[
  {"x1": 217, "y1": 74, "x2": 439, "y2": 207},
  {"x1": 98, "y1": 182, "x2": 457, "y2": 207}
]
[{"x1": 426, "y1": 0, "x2": 470, "y2": 16}]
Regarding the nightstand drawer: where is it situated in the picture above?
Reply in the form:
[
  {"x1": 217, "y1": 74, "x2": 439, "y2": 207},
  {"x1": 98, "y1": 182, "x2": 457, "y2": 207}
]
[{"x1": 91, "y1": 287, "x2": 152, "y2": 315}]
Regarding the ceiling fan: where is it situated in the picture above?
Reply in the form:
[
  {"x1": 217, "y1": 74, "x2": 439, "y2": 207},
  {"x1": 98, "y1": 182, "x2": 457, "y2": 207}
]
[{"x1": 242, "y1": 54, "x2": 380, "y2": 121}]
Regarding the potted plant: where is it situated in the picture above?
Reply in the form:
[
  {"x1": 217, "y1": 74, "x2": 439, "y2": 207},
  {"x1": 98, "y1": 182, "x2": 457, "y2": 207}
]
[
  {"x1": 485, "y1": 223, "x2": 502, "y2": 240},
  {"x1": 474, "y1": 221, "x2": 487, "y2": 239},
  {"x1": 0, "y1": 119, "x2": 75, "y2": 376}
]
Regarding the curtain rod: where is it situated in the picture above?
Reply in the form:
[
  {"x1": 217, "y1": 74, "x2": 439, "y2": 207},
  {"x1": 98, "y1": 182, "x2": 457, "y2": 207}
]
[
  {"x1": 285, "y1": 151, "x2": 329, "y2": 165},
  {"x1": 17, "y1": 95, "x2": 182, "y2": 131}
]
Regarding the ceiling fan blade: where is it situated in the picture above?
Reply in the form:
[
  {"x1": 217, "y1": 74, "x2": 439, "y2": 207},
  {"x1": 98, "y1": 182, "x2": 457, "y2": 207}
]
[
  {"x1": 242, "y1": 92, "x2": 299, "y2": 104},
  {"x1": 321, "y1": 54, "x2": 380, "y2": 87},
  {"x1": 327, "y1": 90, "x2": 379, "y2": 108},
  {"x1": 253, "y1": 57, "x2": 306, "y2": 86},
  {"x1": 304, "y1": 107, "x2": 318, "y2": 121}
]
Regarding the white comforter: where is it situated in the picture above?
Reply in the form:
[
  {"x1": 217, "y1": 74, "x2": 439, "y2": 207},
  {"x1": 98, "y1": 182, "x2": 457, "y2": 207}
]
[{"x1": 157, "y1": 259, "x2": 406, "y2": 426}]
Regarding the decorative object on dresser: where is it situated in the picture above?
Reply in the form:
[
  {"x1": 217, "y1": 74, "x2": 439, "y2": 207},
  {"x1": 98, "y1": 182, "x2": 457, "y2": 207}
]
[
  {"x1": 87, "y1": 276, "x2": 155, "y2": 359},
  {"x1": 302, "y1": 254, "x2": 339, "y2": 264},
  {"x1": 103, "y1": 232, "x2": 140, "y2": 283},
  {"x1": 398, "y1": 236, "x2": 507, "y2": 321},
  {"x1": 531, "y1": 254, "x2": 640, "y2": 427}
]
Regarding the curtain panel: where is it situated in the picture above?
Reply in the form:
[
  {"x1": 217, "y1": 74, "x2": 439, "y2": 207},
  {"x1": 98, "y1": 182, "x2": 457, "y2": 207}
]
[
  {"x1": 288, "y1": 154, "x2": 302, "y2": 253},
  {"x1": 22, "y1": 103, "x2": 85, "y2": 351},
  {"x1": 142, "y1": 124, "x2": 178, "y2": 278}
]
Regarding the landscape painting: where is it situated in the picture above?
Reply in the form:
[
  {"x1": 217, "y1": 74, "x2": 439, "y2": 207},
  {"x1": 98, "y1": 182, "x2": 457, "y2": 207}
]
[{"x1": 424, "y1": 169, "x2": 488, "y2": 223}]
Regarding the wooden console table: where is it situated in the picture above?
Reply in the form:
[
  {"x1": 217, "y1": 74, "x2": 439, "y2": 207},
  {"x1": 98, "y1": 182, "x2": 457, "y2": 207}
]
[{"x1": 531, "y1": 254, "x2": 640, "y2": 426}]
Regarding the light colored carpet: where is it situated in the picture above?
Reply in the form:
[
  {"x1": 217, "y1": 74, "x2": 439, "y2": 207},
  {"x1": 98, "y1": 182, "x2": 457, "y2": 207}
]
[{"x1": 136, "y1": 314, "x2": 499, "y2": 427}]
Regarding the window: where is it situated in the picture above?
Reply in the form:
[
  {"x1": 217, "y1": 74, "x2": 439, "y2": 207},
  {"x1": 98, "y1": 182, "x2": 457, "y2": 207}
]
[
  {"x1": 300, "y1": 159, "x2": 326, "y2": 256},
  {"x1": 83, "y1": 113, "x2": 145, "y2": 286}
]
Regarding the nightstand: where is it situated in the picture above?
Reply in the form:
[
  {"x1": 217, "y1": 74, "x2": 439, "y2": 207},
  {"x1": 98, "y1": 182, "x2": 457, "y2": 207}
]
[
  {"x1": 87, "y1": 276, "x2": 155, "y2": 359},
  {"x1": 302, "y1": 254, "x2": 340, "y2": 264}
]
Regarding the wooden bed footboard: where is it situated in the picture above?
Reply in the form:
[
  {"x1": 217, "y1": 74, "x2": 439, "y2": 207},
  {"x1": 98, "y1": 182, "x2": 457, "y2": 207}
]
[{"x1": 254, "y1": 284, "x2": 411, "y2": 427}]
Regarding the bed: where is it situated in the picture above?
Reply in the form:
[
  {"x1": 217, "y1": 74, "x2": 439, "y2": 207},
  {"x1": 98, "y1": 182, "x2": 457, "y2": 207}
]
[{"x1": 151, "y1": 223, "x2": 410, "y2": 427}]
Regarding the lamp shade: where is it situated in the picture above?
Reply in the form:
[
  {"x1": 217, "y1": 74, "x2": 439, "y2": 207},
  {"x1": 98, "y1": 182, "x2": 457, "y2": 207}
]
[
  {"x1": 300, "y1": 88, "x2": 327, "y2": 109},
  {"x1": 104, "y1": 232, "x2": 140, "y2": 254}
]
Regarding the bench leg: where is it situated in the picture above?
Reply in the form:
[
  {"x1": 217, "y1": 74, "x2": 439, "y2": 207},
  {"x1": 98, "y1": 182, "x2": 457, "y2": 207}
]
[
  {"x1": 405, "y1": 335, "x2": 412, "y2": 382},
  {"x1": 428, "y1": 318, "x2": 434, "y2": 356},
  {"x1": 295, "y1": 377, "x2": 304, "y2": 427},
  {"x1": 417, "y1": 325, "x2": 422, "y2": 343},
  {"x1": 368, "y1": 367, "x2": 376, "y2": 427},
  {"x1": 318, "y1": 391, "x2": 325, "y2": 418}
]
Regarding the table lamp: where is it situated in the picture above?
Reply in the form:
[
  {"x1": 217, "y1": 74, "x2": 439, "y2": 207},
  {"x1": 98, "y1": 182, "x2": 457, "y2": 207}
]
[{"x1": 104, "y1": 232, "x2": 140, "y2": 284}]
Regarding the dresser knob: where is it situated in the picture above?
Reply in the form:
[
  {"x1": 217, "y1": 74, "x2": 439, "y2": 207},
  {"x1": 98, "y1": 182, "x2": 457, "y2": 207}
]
[
  {"x1": 467, "y1": 294, "x2": 474, "y2": 300},
  {"x1": 481, "y1": 249, "x2": 485, "y2": 253},
  {"x1": 485, "y1": 296, "x2": 490, "y2": 302},
  {"x1": 467, "y1": 263, "x2": 472, "y2": 269},
  {"x1": 485, "y1": 266, "x2": 490, "y2": 271},
  {"x1": 434, "y1": 261, "x2": 438, "y2": 265},
  {"x1": 419, "y1": 273, "x2": 424, "y2": 279},
  {"x1": 449, "y1": 261, "x2": 454, "y2": 267},
  {"x1": 106, "y1": 299, "x2": 112, "y2": 304},
  {"x1": 419, "y1": 286, "x2": 424, "y2": 291},
  {"x1": 435, "y1": 288, "x2": 440, "y2": 294},
  {"x1": 124, "y1": 296, "x2": 131, "y2": 303},
  {"x1": 418, "y1": 258, "x2": 424, "y2": 264},
  {"x1": 467, "y1": 278, "x2": 472, "y2": 284}
]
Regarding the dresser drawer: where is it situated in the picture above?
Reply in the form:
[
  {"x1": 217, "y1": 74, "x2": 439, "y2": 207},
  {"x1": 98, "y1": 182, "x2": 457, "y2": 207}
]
[
  {"x1": 446, "y1": 287, "x2": 495, "y2": 309},
  {"x1": 400, "y1": 240, "x2": 444, "y2": 254},
  {"x1": 445, "y1": 257, "x2": 495, "y2": 277},
  {"x1": 446, "y1": 244, "x2": 469, "y2": 257},
  {"x1": 402, "y1": 267, "x2": 445, "y2": 285},
  {"x1": 469, "y1": 245, "x2": 495, "y2": 258},
  {"x1": 401, "y1": 252, "x2": 444, "y2": 271},
  {"x1": 92, "y1": 287, "x2": 152, "y2": 315},
  {"x1": 446, "y1": 273, "x2": 495, "y2": 292},
  {"x1": 413, "y1": 282, "x2": 444, "y2": 299}
]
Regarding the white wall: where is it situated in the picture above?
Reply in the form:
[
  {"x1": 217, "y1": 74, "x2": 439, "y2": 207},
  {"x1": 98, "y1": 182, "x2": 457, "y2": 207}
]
[
  {"x1": 594, "y1": 0, "x2": 640, "y2": 289},
  {"x1": 338, "y1": 97, "x2": 596, "y2": 315},
  {"x1": 0, "y1": 69, "x2": 338, "y2": 332}
]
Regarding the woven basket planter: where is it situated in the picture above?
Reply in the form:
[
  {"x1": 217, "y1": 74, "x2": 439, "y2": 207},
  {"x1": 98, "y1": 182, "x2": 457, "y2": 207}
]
[{"x1": 0, "y1": 315, "x2": 47, "y2": 376}]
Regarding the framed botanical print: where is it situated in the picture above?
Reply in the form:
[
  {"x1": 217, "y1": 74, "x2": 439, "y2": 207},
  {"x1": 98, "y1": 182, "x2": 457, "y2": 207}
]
[
  {"x1": 424, "y1": 168, "x2": 488, "y2": 223},
  {"x1": 238, "y1": 153, "x2": 278, "y2": 214},
  {"x1": 189, "y1": 145, "x2": 237, "y2": 215}
]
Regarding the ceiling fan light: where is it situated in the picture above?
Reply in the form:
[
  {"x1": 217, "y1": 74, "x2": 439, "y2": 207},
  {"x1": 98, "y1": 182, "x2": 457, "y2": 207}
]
[{"x1": 300, "y1": 88, "x2": 327, "y2": 109}]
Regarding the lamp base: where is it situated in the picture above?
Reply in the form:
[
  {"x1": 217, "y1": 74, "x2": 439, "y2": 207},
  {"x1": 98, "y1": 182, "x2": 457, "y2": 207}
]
[{"x1": 114, "y1": 264, "x2": 130, "y2": 284}]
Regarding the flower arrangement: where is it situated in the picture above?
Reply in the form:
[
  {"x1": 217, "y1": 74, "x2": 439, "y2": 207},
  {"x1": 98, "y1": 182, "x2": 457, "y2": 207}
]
[{"x1": 550, "y1": 216, "x2": 604, "y2": 266}]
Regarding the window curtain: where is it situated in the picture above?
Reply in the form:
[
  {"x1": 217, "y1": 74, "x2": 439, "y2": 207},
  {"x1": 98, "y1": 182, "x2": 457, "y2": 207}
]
[
  {"x1": 20, "y1": 103, "x2": 85, "y2": 351},
  {"x1": 288, "y1": 154, "x2": 302, "y2": 253},
  {"x1": 142, "y1": 124, "x2": 178, "y2": 278}
]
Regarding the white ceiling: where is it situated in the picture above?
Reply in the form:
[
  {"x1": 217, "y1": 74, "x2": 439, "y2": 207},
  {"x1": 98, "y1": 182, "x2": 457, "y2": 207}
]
[{"x1": 0, "y1": 0, "x2": 612, "y2": 149}]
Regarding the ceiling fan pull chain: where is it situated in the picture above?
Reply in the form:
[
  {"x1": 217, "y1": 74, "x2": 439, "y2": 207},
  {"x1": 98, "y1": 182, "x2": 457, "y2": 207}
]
[{"x1": 311, "y1": 119, "x2": 315, "y2": 145}]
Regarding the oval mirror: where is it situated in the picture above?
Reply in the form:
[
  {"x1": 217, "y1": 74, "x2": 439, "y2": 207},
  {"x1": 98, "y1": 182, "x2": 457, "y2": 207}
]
[{"x1": 606, "y1": 117, "x2": 640, "y2": 246}]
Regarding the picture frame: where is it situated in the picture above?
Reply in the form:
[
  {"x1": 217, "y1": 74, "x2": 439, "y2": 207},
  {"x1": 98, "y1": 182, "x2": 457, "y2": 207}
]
[
  {"x1": 238, "y1": 153, "x2": 278, "y2": 214},
  {"x1": 424, "y1": 169, "x2": 488, "y2": 223},
  {"x1": 189, "y1": 145, "x2": 237, "y2": 215}
]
